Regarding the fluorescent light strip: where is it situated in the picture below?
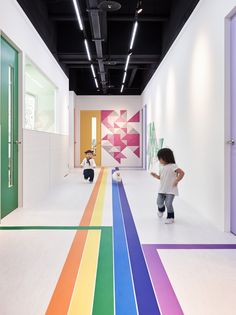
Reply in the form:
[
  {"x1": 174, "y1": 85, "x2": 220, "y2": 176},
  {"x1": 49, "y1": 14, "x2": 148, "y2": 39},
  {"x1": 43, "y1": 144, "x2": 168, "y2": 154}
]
[
  {"x1": 72, "y1": 0, "x2": 83, "y2": 31},
  {"x1": 120, "y1": 84, "x2": 124, "y2": 93},
  {"x1": 130, "y1": 21, "x2": 138, "y2": 50},
  {"x1": 91, "y1": 64, "x2": 96, "y2": 78},
  {"x1": 84, "y1": 39, "x2": 91, "y2": 61},
  {"x1": 125, "y1": 54, "x2": 131, "y2": 72},
  {"x1": 122, "y1": 71, "x2": 127, "y2": 84},
  {"x1": 94, "y1": 78, "x2": 99, "y2": 88}
]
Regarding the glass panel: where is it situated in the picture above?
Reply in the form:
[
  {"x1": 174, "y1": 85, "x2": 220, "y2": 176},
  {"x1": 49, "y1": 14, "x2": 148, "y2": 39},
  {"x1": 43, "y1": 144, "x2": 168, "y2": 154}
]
[
  {"x1": 8, "y1": 66, "x2": 14, "y2": 187},
  {"x1": 25, "y1": 58, "x2": 57, "y2": 133},
  {"x1": 25, "y1": 93, "x2": 36, "y2": 130},
  {"x1": 91, "y1": 117, "x2": 97, "y2": 155}
]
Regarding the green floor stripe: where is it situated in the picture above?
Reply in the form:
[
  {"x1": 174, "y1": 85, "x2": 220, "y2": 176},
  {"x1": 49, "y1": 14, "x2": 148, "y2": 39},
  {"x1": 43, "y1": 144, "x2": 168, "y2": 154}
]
[
  {"x1": 92, "y1": 228, "x2": 114, "y2": 315},
  {"x1": 0, "y1": 226, "x2": 112, "y2": 231}
]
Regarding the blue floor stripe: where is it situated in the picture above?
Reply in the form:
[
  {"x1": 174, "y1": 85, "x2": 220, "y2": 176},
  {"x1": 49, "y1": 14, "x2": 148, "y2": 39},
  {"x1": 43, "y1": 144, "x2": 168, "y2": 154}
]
[
  {"x1": 118, "y1": 182, "x2": 161, "y2": 315},
  {"x1": 112, "y1": 180, "x2": 137, "y2": 315}
]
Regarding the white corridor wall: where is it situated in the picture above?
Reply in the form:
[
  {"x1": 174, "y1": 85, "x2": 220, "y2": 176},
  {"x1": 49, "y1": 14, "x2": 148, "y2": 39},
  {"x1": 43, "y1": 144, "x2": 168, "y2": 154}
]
[
  {"x1": 0, "y1": 0, "x2": 70, "y2": 207},
  {"x1": 142, "y1": 0, "x2": 236, "y2": 231},
  {"x1": 23, "y1": 130, "x2": 69, "y2": 207},
  {"x1": 69, "y1": 91, "x2": 76, "y2": 169}
]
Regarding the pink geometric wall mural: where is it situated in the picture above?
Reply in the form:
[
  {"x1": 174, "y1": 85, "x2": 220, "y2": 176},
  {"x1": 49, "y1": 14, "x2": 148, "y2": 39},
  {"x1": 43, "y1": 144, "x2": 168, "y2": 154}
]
[{"x1": 101, "y1": 110, "x2": 141, "y2": 164}]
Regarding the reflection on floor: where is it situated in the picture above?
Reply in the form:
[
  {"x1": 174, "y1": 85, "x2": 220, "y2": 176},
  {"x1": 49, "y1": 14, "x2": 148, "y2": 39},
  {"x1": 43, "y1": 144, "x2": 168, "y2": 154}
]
[{"x1": 0, "y1": 168, "x2": 236, "y2": 315}]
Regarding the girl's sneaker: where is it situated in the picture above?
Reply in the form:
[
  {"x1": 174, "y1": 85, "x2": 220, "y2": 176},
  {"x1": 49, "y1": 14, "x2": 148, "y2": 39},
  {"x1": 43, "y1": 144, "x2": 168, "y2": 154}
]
[
  {"x1": 158, "y1": 206, "x2": 165, "y2": 218},
  {"x1": 165, "y1": 218, "x2": 174, "y2": 224},
  {"x1": 157, "y1": 211, "x2": 164, "y2": 218}
]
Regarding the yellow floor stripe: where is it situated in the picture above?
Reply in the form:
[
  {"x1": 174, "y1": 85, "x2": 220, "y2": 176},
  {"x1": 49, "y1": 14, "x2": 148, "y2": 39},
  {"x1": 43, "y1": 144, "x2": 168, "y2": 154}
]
[
  {"x1": 67, "y1": 230, "x2": 101, "y2": 315},
  {"x1": 90, "y1": 168, "x2": 108, "y2": 226}
]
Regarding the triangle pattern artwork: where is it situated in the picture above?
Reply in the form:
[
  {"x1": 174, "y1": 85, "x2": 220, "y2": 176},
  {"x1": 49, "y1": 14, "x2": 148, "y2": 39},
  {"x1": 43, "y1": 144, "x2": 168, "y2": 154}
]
[{"x1": 101, "y1": 110, "x2": 141, "y2": 164}]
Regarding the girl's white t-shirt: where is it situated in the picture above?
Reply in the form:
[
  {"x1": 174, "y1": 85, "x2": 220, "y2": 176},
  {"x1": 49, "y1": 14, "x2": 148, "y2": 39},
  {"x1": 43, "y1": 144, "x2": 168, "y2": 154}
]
[
  {"x1": 81, "y1": 158, "x2": 96, "y2": 169},
  {"x1": 159, "y1": 163, "x2": 179, "y2": 196}
]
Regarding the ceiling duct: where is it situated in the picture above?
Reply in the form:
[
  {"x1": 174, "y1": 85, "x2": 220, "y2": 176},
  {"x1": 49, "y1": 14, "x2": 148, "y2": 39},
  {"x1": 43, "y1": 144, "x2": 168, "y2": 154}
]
[{"x1": 87, "y1": 0, "x2": 108, "y2": 93}]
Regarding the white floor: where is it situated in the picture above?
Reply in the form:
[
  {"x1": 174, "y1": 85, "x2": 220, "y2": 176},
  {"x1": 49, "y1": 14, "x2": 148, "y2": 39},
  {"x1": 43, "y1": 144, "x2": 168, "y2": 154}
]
[
  {"x1": 159, "y1": 249, "x2": 236, "y2": 315},
  {"x1": 0, "y1": 169, "x2": 100, "y2": 314},
  {"x1": 0, "y1": 229, "x2": 76, "y2": 315},
  {"x1": 122, "y1": 170, "x2": 236, "y2": 244},
  {"x1": 1, "y1": 168, "x2": 112, "y2": 227},
  {"x1": 0, "y1": 169, "x2": 236, "y2": 315},
  {"x1": 122, "y1": 169, "x2": 236, "y2": 315}
]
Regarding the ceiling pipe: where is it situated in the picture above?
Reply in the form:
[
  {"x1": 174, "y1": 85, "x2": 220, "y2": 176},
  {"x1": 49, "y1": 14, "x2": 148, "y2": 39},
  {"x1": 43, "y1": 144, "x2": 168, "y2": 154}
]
[
  {"x1": 86, "y1": 0, "x2": 107, "y2": 93},
  {"x1": 50, "y1": 14, "x2": 169, "y2": 22}
]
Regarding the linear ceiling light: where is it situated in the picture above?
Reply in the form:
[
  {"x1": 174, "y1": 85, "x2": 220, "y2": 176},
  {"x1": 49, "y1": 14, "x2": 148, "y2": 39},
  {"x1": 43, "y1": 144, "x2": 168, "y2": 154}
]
[
  {"x1": 122, "y1": 71, "x2": 127, "y2": 84},
  {"x1": 91, "y1": 64, "x2": 96, "y2": 78},
  {"x1": 130, "y1": 21, "x2": 138, "y2": 50},
  {"x1": 120, "y1": 84, "x2": 124, "y2": 93},
  {"x1": 84, "y1": 39, "x2": 91, "y2": 61},
  {"x1": 137, "y1": 8, "x2": 143, "y2": 14},
  {"x1": 94, "y1": 78, "x2": 99, "y2": 88},
  {"x1": 136, "y1": 0, "x2": 143, "y2": 14},
  {"x1": 72, "y1": 0, "x2": 83, "y2": 31},
  {"x1": 125, "y1": 53, "x2": 132, "y2": 72}
]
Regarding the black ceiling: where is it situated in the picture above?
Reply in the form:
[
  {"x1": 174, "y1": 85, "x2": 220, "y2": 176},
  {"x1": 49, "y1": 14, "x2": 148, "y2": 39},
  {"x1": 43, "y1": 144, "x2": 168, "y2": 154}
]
[{"x1": 17, "y1": 0, "x2": 200, "y2": 95}]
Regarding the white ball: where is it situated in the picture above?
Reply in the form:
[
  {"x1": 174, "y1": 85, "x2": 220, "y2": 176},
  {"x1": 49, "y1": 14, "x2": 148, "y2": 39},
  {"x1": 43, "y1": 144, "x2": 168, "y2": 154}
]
[{"x1": 112, "y1": 171, "x2": 122, "y2": 182}]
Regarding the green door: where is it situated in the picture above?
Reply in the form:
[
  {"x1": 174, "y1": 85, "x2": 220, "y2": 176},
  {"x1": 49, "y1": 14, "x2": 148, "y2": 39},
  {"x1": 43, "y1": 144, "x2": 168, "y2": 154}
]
[{"x1": 1, "y1": 37, "x2": 19, "y2": 218}]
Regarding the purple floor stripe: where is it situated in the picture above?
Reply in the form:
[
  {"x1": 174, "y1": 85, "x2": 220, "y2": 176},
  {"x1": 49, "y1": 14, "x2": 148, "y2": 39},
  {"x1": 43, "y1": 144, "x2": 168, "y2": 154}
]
[
  {"x1": 118, "y1": 182, "x2": 161, "y2": 315},
  {"x1": 144, "y1": 244, "x2": 236, "y2": 250},
  {"x1": 143, "y1": 246, "x2": 184, "y2": 315}
]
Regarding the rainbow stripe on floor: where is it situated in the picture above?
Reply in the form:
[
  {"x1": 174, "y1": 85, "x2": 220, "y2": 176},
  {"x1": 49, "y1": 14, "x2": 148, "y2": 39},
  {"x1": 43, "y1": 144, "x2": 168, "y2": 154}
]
[
  {"x1": 11, "y1": 167, "x2": 232, "y2": 315},
  {"x1": 44, "y1": 167, "x2": 160, "y2": 315}
]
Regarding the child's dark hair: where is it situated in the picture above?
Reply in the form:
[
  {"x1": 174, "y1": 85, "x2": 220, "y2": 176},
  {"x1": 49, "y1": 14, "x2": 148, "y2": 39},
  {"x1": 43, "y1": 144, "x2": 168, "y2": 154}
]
[{"x1": 157, "y1": 148, "x2": 176, "y2": 164}]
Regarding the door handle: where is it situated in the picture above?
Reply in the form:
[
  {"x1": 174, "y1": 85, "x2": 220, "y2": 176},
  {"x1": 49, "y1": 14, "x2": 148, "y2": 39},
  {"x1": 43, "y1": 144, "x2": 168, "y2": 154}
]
[
  {"x1": 14, "y1": 140, "x2": 22, "y2": 145},
  {"x1": 227, "y1": 139, "x2": 235, "y2": 145}
]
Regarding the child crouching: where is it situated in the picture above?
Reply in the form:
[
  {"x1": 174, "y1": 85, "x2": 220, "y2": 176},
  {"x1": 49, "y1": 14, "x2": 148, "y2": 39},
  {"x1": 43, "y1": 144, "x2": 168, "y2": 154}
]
[{"x1": 81, "y1": 150, "x2": 96, "y2": 183}]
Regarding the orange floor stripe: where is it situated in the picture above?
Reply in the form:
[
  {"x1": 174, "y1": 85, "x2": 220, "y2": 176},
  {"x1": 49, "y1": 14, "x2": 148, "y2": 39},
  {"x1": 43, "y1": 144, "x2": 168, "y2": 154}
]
[
  {"x1": 45, "y1": 230, "x2": 88, "y2": 315},
  {"x1": 45, "y1": 168, "x2": 104, "y2": 315},
  {"x1": 80, "y1": 168, "x2": 104, "y2": 226}
]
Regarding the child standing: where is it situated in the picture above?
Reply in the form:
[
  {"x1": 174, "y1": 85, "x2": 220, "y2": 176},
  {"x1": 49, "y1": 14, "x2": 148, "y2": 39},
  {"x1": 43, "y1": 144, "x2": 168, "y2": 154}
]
[
  {"x1": 81, "y1": 150, "x2": 96, "y2": 183},
  {"x1": 151, "y1": 148, "x2": 185, "y2": 224}
]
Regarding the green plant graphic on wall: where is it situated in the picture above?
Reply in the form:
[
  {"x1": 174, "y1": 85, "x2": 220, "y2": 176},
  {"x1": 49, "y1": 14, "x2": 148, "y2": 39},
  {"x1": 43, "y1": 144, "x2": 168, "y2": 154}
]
[{"x1": 147, "y1": 122, "x2": 164, "y2": 170}]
